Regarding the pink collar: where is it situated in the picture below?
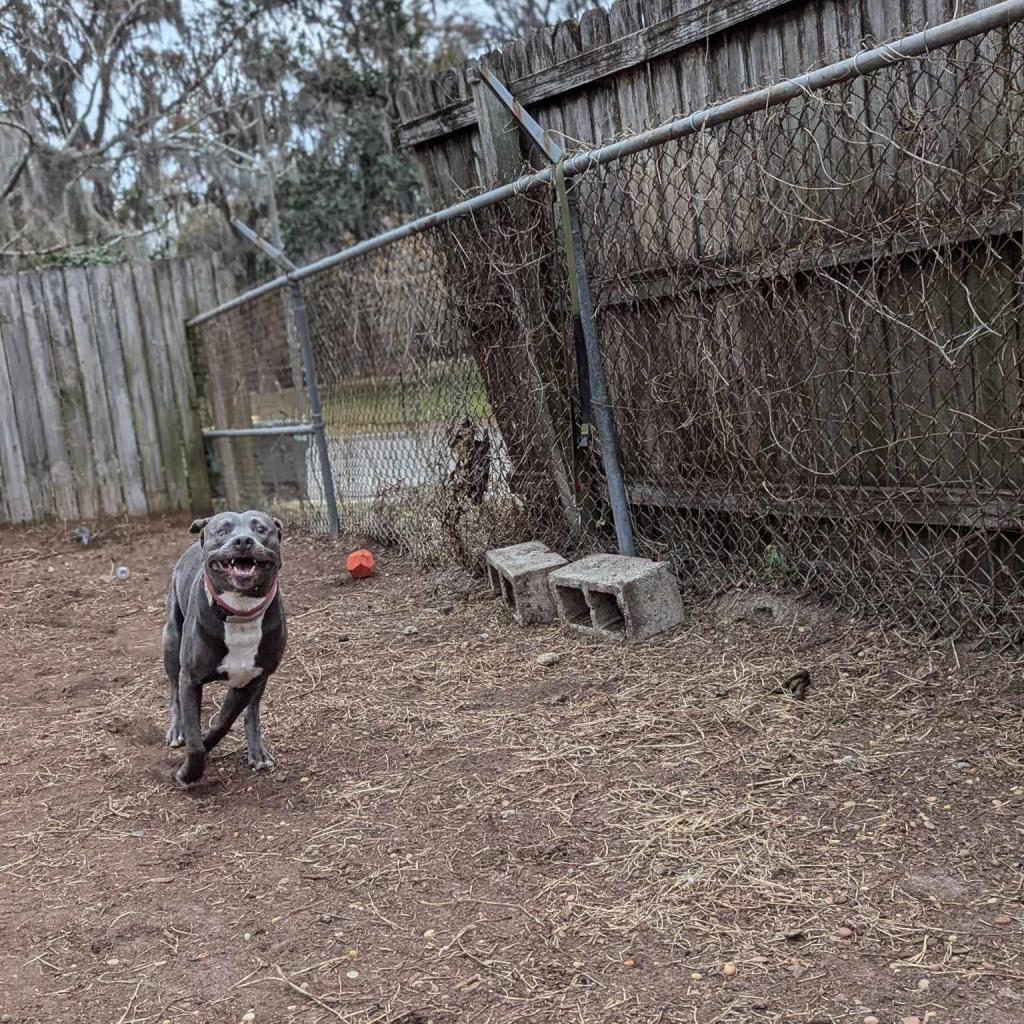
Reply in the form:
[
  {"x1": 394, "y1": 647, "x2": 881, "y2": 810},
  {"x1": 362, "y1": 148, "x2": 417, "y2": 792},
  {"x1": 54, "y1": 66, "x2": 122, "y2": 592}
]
[{"x1": 204, "y1": 571, "x2": 279, "y2": 621}]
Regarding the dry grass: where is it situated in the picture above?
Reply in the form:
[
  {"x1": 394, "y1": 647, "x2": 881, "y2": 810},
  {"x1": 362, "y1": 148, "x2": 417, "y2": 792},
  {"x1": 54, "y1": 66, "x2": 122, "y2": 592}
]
[{"x1": 1, "y1": 519, "x2": 1022, "y2": 1024}]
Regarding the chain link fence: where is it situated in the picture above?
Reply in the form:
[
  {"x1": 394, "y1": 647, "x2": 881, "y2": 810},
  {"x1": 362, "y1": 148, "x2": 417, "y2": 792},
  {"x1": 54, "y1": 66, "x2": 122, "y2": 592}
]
[{"x1": 189, "y1": 12, "x2": 1024, "y2": 640}]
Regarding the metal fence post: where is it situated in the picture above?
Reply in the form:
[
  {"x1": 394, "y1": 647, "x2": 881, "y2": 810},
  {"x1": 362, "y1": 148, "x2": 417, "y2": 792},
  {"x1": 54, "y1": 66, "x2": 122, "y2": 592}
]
[
  {"x1": 286, "y1": 280, "x2": 340, "y2": 536},
  {"x1": 232, "y1": 220, "x2": 340, "y2": 535},
  {"x1": 473, "y1": 64, "x2": 637, "y2": 557},
  {"x1": 563, "y1": 186, "x2": 636, "y2": 556}
]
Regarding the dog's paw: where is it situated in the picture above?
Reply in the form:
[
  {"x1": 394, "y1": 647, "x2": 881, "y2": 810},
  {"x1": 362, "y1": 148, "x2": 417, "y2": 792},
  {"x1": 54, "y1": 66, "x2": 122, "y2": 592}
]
[
  {"x1": 247, "y1": 744, "x2": 275, "y2": 771},
  {"x1": 165, "y1": 724, "x2": 184, "y2": 748},
  {"x1": 173, "y1": 753, "x2": 206, "y2": 788}
]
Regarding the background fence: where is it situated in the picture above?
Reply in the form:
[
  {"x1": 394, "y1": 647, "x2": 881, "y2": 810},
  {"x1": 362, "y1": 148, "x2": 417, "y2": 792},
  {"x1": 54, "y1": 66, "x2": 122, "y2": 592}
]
[
  {"x1": 190, "y1": 2, "x2": 1024, "y2": 640},
  {"x1": 0, "y1": 255, "x2": 229, "y2": 524}
]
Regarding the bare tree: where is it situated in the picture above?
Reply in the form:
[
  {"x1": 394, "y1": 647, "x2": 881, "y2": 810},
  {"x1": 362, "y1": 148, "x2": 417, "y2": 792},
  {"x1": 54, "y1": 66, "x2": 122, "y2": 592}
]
[{"x1": 0, "y1": 0, "x2": 286, "y2": 266}]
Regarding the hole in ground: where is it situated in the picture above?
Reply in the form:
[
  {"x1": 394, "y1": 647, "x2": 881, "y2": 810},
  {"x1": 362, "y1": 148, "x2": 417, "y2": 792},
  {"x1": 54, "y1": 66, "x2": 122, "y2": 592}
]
[
  {"x1": 487, "y1": 565, "x2": 501, "y2": 593},
  {"x1": 556, "y1": 585, "x2": 590, "y2": 625},
  {"x1": 589, "y1": 590, "x2": 625, "y2": 633}
]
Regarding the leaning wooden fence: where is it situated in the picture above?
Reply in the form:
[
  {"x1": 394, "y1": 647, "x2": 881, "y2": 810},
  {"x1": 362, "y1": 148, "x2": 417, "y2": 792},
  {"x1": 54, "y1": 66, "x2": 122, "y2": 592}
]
[{"x1": 0, "y1": 255, "x2": 233, "y2": 524}]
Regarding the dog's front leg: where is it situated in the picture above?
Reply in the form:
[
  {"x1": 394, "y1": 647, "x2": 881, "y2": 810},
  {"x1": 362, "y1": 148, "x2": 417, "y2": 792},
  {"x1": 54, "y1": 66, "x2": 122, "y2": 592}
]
[
  {"x1": 244, "y1": 677, "x2": 275, "y2": 771},
  {"x1": 175, "y1": 673, "x2": 206, "y2": 787},
  {"x1": 203, "y1": 684, "x2": 252, "y2": 752}
]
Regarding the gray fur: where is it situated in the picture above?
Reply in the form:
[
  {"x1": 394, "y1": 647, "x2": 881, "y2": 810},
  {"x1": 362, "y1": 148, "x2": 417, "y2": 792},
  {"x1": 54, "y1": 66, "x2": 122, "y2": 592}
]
[{"x1": 163, "y1": 510, "x2": 287, "y2": 787}]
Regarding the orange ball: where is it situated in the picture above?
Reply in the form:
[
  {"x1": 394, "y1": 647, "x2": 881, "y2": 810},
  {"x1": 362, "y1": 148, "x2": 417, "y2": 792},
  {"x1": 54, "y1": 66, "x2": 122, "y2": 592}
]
[{"x1": 346, "y1": 548, "x2": 376, "y2": 579}]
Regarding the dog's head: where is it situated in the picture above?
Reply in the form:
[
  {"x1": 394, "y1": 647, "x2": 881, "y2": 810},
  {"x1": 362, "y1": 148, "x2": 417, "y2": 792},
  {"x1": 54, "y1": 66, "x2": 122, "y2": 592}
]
[{"x1": 189, "y1": 510, "x2": 283, "y2": 596}]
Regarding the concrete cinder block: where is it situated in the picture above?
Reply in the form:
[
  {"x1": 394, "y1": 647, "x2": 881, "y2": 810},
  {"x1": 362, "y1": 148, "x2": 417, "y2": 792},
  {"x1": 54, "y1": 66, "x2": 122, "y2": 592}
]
[
  {"x1": 548, "y1": 554, "x2": 683, "y2": 642},
  {"x1": 486, "y1": 542, "x2": 568, "y2": 625}
]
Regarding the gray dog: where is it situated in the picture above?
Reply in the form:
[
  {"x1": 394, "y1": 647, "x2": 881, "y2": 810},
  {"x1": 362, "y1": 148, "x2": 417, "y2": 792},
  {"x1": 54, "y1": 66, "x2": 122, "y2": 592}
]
[{"x1": 163, "y1": 510, "x2": 287, "y2": 787}]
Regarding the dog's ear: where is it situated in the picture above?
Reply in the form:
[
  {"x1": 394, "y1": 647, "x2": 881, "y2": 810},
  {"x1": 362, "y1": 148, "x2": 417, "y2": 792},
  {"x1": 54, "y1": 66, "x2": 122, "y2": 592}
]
[
  {"x1": 272, "y1": 517, "x2": 283, "y2": 542},
  {"x1": 189, "y1": 517, "x2": 210, "y2": 536}
]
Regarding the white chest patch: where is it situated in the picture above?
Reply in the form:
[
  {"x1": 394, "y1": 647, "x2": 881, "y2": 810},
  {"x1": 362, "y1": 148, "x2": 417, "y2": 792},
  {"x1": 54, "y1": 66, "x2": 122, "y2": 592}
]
[{"x1": 218, "y1": 616, "x2": 265, "y2": 688}]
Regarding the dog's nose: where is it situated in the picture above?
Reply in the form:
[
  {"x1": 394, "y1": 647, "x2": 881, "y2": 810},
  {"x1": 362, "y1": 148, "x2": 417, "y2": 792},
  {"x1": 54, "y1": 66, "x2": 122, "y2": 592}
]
[{"x1": 232, "y1": 534, "x2": 254, "y2": 551}]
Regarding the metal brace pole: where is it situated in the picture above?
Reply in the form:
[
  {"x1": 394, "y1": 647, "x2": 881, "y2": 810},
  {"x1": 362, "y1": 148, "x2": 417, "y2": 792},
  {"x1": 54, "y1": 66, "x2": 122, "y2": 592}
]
[
  {"x1": 232, "y1": 220, "x2": 340, "y2": 536},
  {"x1": 472, "y1": 64, "x2": 636, "y2": 556}
]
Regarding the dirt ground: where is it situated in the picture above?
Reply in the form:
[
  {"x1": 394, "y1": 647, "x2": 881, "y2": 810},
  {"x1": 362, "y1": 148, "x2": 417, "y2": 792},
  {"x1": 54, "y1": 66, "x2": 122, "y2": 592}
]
[{"x1": 1, "y1": 519, "x2": 1023, "y2": 1024}]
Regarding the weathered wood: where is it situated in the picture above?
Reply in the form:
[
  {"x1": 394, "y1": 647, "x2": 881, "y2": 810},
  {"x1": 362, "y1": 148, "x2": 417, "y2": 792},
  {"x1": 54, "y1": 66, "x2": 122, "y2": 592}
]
[
  {"x1": 131, "y1": 260, "x2": 190, "y2": 509},
  {"x1": 88, "y1": 265, "x2": 148, "y2": 515},
  {"x1": 461, "y1": 58, "x2": 578, "y2": 524},
  {"x1": 471, "y1": 53, "x2": 526, "y2": 186},
  {"x1": 108, "y1": 261, "x2": 167, "y2": 513},
  {"x1": 0, "y1": 274, "x2": 50, "y2": 518},
  {"x1": 628, "y1": 480, "x2": 1024, "y2": 530},
  {"x1": 398, "y1": 0, "x2": 802, "y2": 147},
  {"x1": 38, "y1": 270, "x2": 98, "y2": 519},
  {"x1": 16, "y1": 273, "x2": 78, "y2": 520},
  {"x1": 63, "y1": 267, "x2": 124, "y2": 515},
  {"x1": 157, "y1": 258, "x2": 213, "y2": 514},
  {"x1": 0, "y1": 256, "x2": 225, "y2": 524},
  {"x1": 0, "y1": 321, "x2": 33, "y2": 523}
]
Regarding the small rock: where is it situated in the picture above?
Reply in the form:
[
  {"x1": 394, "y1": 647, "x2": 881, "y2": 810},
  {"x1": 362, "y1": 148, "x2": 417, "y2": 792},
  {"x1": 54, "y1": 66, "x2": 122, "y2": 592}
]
[
  {"x1": 106, "y1": 958, "x2": 120, "y2": 966},
  {"x1": 241, "y1": 1013, "x2": 256, "y2": 1023},
  {"x1": 722, "y1": 962, "x2": 737, "y2": 977},
  {"x1": 402, "y1": 625, "x2": 418, "y2": 636},
  {"x1": 623, "y1": 958, "x2": 636, "y2": 968},
  {"x1": 901, "y1": 1017, "x2": 922, "y2": 1024},
  {"x1": 917, "y1": 978, "x2": 930, "y2": 991},
  {"x1": 536, "y1": 652, "x2": 561, "y2": 667},
  {"x1": 835, "y1": 926, "x2": 854, "y2": 940},
  {"x1": 346, "y1": 969, "x2": 360, "y2": 979},
  {"x1": 690, "y1": 972, "x2": 702, "y2": 981},
  {"x1": 994, "y1": 914, "x2": 1012, "y2": 926},
  {"x1": 864, "y1": 1017, "x2": 880, "y2": 1024},
  {"x1": 423, "y1": 928, "x2": 436, "y2": 939},
  {"x1": 243, "y1": 932, "x2": 252, "y2": 941},
  {"x1": 115, "y1": 566, "x2": 130, "y2": 581},
  {"x1": 572, "y1": 960, "x2": 585, "y2": 969}
]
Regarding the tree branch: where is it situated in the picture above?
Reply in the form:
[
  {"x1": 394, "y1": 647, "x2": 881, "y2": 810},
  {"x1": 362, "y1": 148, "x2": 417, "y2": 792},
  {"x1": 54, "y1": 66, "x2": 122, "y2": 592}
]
[{"x1": 0, "y1": 117, "x2": 35, "y2": 203}]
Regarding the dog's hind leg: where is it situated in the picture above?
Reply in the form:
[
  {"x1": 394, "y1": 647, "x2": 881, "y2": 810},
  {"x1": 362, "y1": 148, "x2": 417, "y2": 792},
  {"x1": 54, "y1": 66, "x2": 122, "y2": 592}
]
[
  {"x1": 243, "y1": 677, "x2": 274, "y2": 771},
  {"x1": 163, "y1": 601, "x2": 184, "y2": 747}
]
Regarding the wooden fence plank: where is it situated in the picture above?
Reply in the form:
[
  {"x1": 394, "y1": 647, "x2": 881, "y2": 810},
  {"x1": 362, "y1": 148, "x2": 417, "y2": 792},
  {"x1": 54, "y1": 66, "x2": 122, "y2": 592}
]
[
  {"x1": 0, "y1": 328, "x2": 33, "y2": 523},
  {"x1": 0, "y1": 274, "x2": 50, "y2": 518},
  {"x1": 105, "y1": 261, "x2": 167, "y2": 514},
  {"x1": 157, "y1": 258, "x2": 213, "y2": 514},
  {"x1": 64, "y1": 267, "x2": 125, "y2": 516},
  {"x1": 131, "y1": 260, "x2": 189, "y2": 510},
  {"x1": 88, "y1": 265, "x2": 148, "y2": 515},
  {"x1": 398, "y1": 0, "x2": 801, "y2": 146},
  {"x1": 38, "y1": 270, "x2": 99, "y2": 519},
  {"x1": 17, "y1": 273, "x2": 78, "y2": 520}
]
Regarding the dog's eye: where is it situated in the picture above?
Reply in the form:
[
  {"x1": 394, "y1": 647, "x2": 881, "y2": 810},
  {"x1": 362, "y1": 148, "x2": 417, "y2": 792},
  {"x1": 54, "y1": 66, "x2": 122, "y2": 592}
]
[{"x1": 255, "y1": 524, "x2": 267, "y2": 535}]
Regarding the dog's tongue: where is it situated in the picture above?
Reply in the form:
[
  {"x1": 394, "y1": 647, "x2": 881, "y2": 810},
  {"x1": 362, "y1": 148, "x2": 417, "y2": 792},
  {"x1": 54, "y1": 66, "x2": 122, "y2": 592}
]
[{"x1": 230, "y1": 565, "x2": 257, "y2": 587}]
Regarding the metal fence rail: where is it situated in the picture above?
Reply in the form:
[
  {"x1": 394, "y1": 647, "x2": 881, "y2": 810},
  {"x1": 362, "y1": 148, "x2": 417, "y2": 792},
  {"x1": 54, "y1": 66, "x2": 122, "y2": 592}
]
[{"x1": 188, "y1": 0, "x2": 1024, "y2": 640}]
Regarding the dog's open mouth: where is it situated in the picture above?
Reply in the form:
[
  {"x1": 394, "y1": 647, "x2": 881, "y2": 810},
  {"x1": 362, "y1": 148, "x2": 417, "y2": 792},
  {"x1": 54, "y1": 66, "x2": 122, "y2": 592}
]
[{"x1": 211, "y1": 556, "x2": 274, "y2": 586}]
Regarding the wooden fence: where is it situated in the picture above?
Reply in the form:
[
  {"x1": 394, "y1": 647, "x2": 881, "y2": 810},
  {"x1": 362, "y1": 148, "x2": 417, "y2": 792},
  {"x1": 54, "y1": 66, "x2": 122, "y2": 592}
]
[
  {"x1": 0, "y1": 255, "x2": 234, "y2": 524},
  {"x1": 396, "y1": 0, "x2": 989, "y2": 201}
]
